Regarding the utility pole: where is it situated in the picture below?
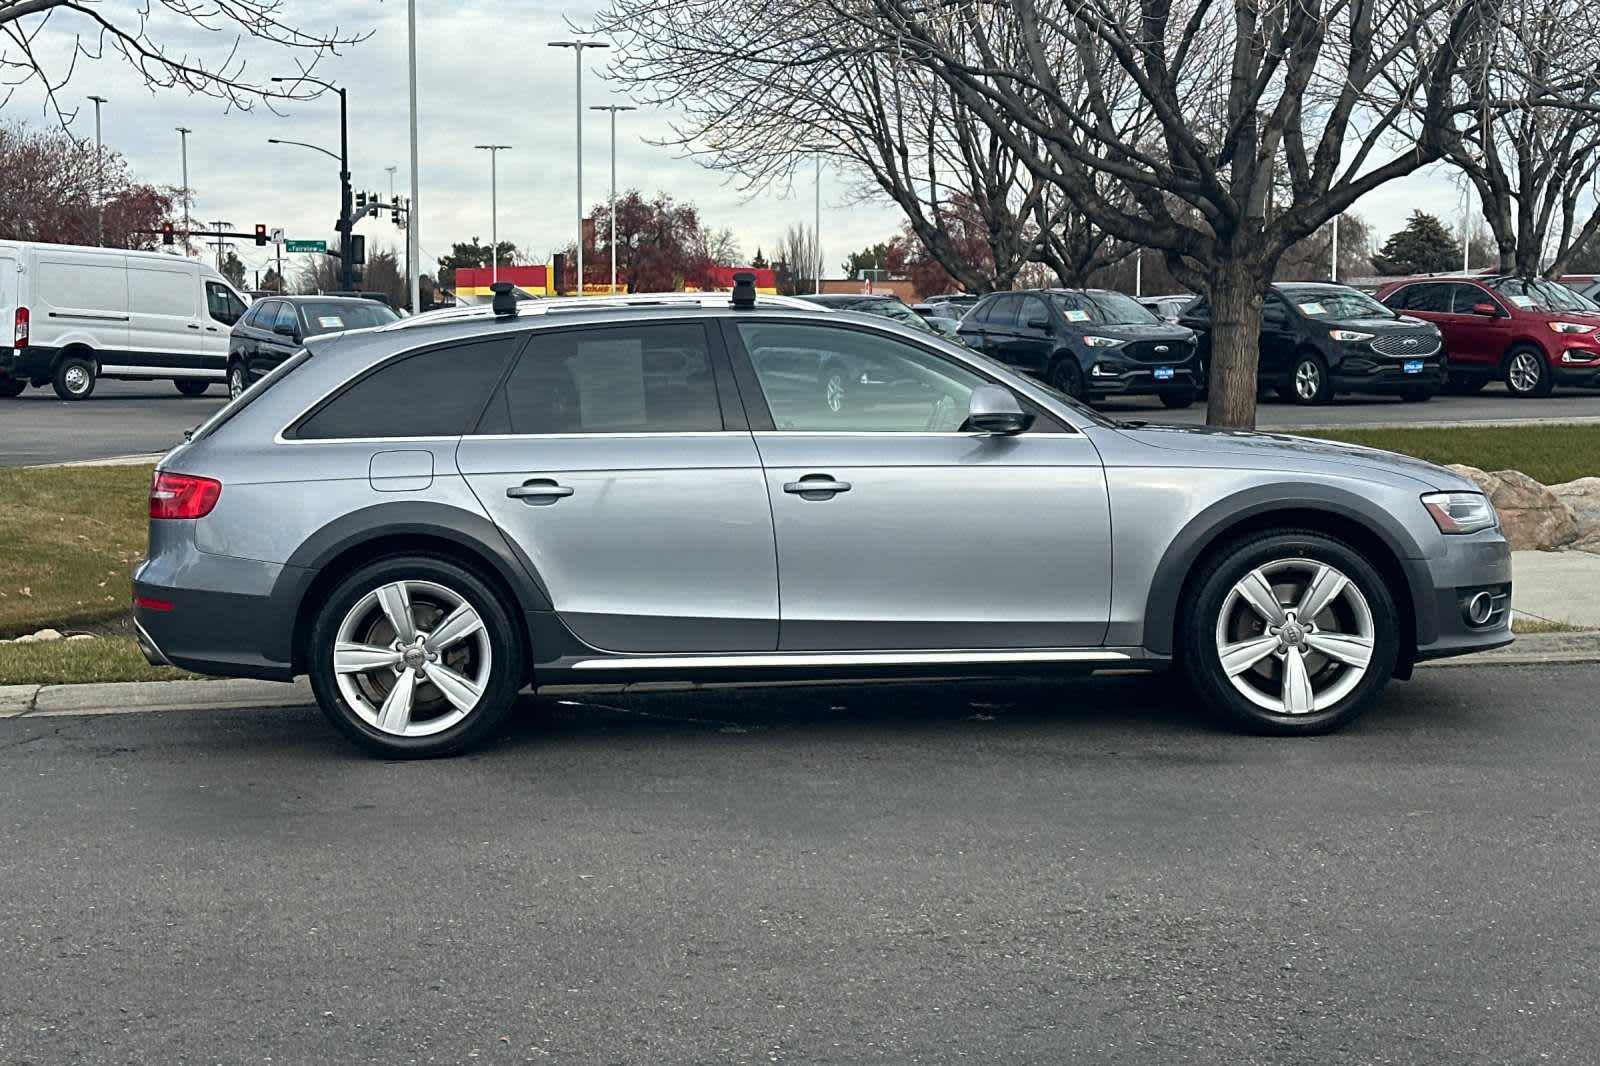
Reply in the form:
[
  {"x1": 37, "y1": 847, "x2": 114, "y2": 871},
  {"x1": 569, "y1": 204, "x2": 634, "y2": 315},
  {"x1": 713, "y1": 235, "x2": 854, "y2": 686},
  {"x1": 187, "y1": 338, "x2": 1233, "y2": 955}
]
[
  {"x1": 272, "y1": 76, "x2": 352, "y2": 290},
  {"x1": 590, "y1": 104, "x2": 636, "y2": 294},
  {"x1": 209, "y1": 221, "x2": 232, "y2": 273},
  {"x1": 549, "y1": 40, "x2": 609, "y2": 296},
  {"x1": 88, "y1": 95, "x2": 107, "y2": 245},
  {"x1": 176, "y1": 127, "x2": 192, "y2": 253},
  {"x1": 474, "y1": 145, "x2": 512, "y2": 284}
]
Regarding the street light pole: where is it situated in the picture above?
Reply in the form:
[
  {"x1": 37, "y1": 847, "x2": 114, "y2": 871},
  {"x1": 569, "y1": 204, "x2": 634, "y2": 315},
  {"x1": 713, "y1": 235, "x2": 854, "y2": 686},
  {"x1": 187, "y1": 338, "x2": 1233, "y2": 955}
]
[
  {"x1": 175, "y1": 127, "x2": 192, "y2": 253},
  {"x1": 1331, "y1": 215, "x2": 1340, "y2": 282},
  {"x1": 590, "y1": 104, "x2": 635, "y2": 295},
  {"x1": 474, "y1": 145, "x2": 512, "y2": 284},
  {"x1": 549, "y1": 40, "x2": 609, "y2": 296},
  {"x1": 814, "y1": 154, "x2": 822, "y2": 295},
  {"x1": 272, "y1": 76, "x2": 353, "y2": 291},
  {"x1": 88, "y1": 96, "x2": 107, "y2": 245},
  {"x1": 407, "y1": 0, "x2": 422, "y2": 313}
]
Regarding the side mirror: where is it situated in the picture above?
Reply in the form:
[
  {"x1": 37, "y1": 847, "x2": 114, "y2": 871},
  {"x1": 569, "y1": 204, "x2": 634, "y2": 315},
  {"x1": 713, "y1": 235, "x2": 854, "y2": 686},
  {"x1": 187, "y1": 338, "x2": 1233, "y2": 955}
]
[
  {"x1": 963, "y1": 383, "x2": 1034, "y2": 435},
  {"x1": 1471, "y1": 302, "x2": 1500, "y2": 317}
]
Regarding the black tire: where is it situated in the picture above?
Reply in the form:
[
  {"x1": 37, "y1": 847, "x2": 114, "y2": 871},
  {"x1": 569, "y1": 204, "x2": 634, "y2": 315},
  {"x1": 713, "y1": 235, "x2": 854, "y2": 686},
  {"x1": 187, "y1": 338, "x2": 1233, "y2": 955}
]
[
  {"x1": 1503, "y1": 346, "x2": 1553, "y2": 398},
  {"x1": 1049, "y1": 356, "x2": 1086, "y2": 400},
  {"x1": 1442, "y1": 373, "x2": 1487, "y2": 395},
  {"x1": 1400, "y1": 387, "x2": 1434, "y2": 403},
  {"x1": 0, "y1": 375, "x2": 24, "y2": 398},
  {"x1": 1287, "y1": 351, "x2": 1333, "y2": 405},
  {"x1": 227, "y1": 361, "x2": 250, "y2": 401},
  {"x1": 1159, "y1": 388, "x2": 1197, "y2": 410},
  {"x1": 51, "y1": 355, "x2": 95, "y2": 401},
  {"x1": 1179, "y1": 530, "x2": 1400, "y2": 735},
  {"x1": 307, "y1": 555, "x2": 526, "y2": 758},
  {"x1": 174, "y1": 378, "x2": 211, "y2": 396}
]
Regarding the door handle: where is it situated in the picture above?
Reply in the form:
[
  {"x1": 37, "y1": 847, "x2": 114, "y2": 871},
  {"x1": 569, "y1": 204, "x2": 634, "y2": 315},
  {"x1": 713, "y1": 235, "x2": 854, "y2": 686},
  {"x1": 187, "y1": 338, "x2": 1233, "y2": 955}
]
[
  {"x1": 187, "y1": 323, "x2": 200, "y2": 330},
  {"x1": 783, "y1": 474, "x2": 851, "y2": 497},
  {"x1": 506, "y1": 478, "x2": 574, "y2": 503}
]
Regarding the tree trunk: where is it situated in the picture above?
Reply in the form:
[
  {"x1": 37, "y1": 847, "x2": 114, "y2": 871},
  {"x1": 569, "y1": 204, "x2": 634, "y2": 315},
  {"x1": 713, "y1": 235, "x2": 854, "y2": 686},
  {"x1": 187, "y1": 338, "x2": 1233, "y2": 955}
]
[{"x1": 1205, "y1": 262, "x2": 1266, "y2": 429}]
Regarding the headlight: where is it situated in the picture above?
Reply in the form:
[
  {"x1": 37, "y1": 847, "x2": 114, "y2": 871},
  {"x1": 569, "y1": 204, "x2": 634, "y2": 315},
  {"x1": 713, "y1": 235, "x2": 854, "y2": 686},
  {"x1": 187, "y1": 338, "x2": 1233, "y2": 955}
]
[
  {"x1": 1082, "y1": 335, "x2": 1125, "y2": 348},
  {"x1": 1548, "y1": 321, "x2": 1598, "y2": 334},
  {"x1": 1328, "y1": 329, "x2": 1375, "y2": 342},
  {"x1": 1422, "y1": 492, "x2": 1498, "y2": 534}
]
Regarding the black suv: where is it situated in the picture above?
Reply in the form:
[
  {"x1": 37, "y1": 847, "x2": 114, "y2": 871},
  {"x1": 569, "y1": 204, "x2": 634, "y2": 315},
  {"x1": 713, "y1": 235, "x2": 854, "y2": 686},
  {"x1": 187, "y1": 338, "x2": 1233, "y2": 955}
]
[
  {"x1": 957, "y1": 288, "x2": 1200, "y2": 407},
  {"x1": 796, "y1": 293, "x2": 961, "y2": 340},
  {"x1": 1179, "y1": 283, "x2": 1444, "y2": 405},
  {"x1": 227, "y1": 295, "x2": 398, "y2": 398}
]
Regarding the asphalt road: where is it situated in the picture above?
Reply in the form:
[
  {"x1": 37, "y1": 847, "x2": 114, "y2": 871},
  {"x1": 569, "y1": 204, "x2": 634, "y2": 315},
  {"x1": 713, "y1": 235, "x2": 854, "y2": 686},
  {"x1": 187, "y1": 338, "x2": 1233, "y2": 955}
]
[
  {"x1": 2, "y1": 664, "x2": 1595, "y2": 1064},
  {"x1": 4, "y1": 378, "x2": 1600, "y2": 467}
]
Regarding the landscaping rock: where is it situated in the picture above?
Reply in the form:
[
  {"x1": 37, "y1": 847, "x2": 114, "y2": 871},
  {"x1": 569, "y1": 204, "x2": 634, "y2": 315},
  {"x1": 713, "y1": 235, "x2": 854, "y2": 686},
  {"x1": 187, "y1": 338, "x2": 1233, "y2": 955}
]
[
  {"x1": 1550, "y1": 477, "x2": 1600, "y2": 538},
  {"x1": 65, "y1": 633, "x2": 95, "y2": 642},
  {"x1": 12, "y1": 633, "x2": 38, "y2": 644},
  {"x1": 1446, "y1": 465, "x2": 1580, "y2": 551},
  {"x1": 31, "y1": 628, "x2": 64, "y2": 643}
]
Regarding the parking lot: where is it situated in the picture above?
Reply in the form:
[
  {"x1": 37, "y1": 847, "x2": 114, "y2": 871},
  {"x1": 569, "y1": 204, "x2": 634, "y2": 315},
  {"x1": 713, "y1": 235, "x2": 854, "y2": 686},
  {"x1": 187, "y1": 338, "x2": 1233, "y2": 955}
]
[
  {"x1": 2, "y1": 665, "x2": 1597, "y2": 1063},
  {"x1": 5, "y1": 378, "x2": 1600, "y2": 468}
]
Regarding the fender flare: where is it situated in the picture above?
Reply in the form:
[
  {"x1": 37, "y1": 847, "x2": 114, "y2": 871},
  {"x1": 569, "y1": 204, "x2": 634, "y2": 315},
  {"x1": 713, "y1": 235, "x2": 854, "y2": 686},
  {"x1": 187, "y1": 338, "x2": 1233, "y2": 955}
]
[{"x1": 1140, "y1": 482, "x2": 1427, "y2": 656}]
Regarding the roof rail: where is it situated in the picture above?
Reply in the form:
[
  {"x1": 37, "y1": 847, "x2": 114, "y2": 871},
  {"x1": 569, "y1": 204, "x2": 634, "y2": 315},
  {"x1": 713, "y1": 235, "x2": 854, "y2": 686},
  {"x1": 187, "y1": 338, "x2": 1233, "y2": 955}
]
[{"x1": 386, "y1": 290, "x2": 825, "y2": 332}]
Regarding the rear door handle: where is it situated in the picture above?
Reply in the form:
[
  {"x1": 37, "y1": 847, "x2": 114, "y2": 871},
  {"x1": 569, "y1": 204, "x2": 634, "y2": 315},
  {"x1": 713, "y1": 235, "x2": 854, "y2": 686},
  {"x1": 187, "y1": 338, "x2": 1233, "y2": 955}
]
[
  {"x1": 506, "y1": 478, "x2": 574, "y2": 503},
  {"x1": 783, "y1": 474, "x2": 851, "y2": 497}
]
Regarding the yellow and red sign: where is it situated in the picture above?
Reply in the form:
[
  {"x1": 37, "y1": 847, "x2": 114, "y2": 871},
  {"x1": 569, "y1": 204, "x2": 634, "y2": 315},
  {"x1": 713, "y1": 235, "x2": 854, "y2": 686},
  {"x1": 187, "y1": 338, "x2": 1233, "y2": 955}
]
[{"x1": 451, "y1": 264, "x2": 777, "y2": 299}]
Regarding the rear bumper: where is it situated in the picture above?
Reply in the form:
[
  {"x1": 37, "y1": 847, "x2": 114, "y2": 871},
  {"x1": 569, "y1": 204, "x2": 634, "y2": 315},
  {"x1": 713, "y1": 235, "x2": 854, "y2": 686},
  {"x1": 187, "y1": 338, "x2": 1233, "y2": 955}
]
[
  {"x1": 5, "y1": 346, "x2": 55, "y2": 381},
  {"x1": 1332, "y1": 355, "x2": 1445, "y2": 394}
]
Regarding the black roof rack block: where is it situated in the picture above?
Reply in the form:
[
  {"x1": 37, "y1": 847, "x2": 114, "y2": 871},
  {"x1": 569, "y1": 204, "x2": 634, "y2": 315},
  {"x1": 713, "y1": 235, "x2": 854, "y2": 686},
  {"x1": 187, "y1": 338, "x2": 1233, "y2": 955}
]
[
  {"x1": 491, "y1": 281, "x2": 517, "y2": 317},
  {"x1": 730, "y1": 271, "x2": 757, "y2": 309}
]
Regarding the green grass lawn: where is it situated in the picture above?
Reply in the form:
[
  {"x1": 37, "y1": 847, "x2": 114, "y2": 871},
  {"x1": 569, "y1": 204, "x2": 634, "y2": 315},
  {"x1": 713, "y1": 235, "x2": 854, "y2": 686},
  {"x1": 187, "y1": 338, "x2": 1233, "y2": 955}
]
[
  {"x1": 0, "y1": 465, "x2": 154, "y2": 638},
  {"x1": 1301, "y1": 423, "x2": 1600, "y2": 486},
  {"x1": 0, "y1": 636, "x2": 191, "y2": 685}
]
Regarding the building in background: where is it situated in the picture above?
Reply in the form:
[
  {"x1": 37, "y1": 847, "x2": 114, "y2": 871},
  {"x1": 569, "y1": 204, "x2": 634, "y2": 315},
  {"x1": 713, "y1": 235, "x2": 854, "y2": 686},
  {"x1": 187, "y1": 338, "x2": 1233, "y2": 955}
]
[{"x1": 451, "y1": 263, "x2": 777, "y2": 302}]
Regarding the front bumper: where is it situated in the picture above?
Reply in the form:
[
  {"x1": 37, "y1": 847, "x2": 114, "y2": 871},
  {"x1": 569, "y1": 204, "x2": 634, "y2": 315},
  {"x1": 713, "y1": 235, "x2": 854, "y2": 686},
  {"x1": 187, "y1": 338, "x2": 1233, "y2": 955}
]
[
  {"x1": 1405, "y1": 529, "x2": 1514, "y2": 662},
  {"x1": 1333, "y1": 354, "x2": 1445, "y2": 394},
  {"x1": 1086, "y1": 360, "x2": 1201, "y2": 397},
  {"x1": 1553, "y1": 354, "x2": 1600, "y2": 386}
]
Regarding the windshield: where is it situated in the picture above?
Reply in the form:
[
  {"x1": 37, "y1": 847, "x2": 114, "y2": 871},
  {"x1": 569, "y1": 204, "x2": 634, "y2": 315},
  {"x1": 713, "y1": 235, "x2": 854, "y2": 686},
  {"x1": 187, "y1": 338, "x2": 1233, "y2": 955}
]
[
  {"x1": 1049, "y1": 290, "x2": 1159, "y2": 325},
  {"x1": 1490, "y1": 277, "x2": 1600, "y2": 313},
  {"x1": 1287, "y1": 289, "x2": 1396, "y2": 320},
  {"x1": 297, "y1": 301, "x2": 400, "y2": 336},
  {"x1": 862, "y1": 301, "x2": 935, "y2": 332}
]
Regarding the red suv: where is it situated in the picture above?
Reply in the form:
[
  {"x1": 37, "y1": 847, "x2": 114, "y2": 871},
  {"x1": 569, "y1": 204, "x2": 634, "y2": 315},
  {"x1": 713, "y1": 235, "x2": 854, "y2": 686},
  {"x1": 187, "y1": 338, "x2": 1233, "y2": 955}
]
[{"x1": 1374, "y1": 275, "x2": 1600, "y2": 397}]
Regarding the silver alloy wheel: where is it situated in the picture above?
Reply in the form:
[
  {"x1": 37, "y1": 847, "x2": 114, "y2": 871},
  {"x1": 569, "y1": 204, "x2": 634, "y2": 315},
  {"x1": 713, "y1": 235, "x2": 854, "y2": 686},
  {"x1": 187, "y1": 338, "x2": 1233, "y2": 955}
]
[
  {"x1": 1507, "y1": 350, "x2": 1542, "y2": 393},
  {"x1": 1214, "y1": 558, "x2": 1375, "y2": 715},
  {"x1": 824, "y1": 371, "x2": 846, "y2": 413},
  {"x1": 1294, "y1": 360, "x2": 1321, "y2": 400},
  {"x1": 332, "y1": 579, "x2": 493, "y2": 737},
  {"x1": 228, "y1": 366, "x2": 246, "y2": 399},
  {"x1": 64, "y1": 364, "x2": 91, "y2": 395}
]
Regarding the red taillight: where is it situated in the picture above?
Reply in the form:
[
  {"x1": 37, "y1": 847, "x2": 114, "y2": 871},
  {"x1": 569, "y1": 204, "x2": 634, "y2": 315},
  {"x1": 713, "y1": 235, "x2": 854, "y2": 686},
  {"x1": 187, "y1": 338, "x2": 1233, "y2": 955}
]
[
  {"x1": 134, "y1": 596, "x2": 173, "y2": 612},
  {"x1": 149, "y1": 471, "x2": 221, "y2": 520},
  {"x1": 13, "y1": 306, "x2": 27, "y2": 348}
]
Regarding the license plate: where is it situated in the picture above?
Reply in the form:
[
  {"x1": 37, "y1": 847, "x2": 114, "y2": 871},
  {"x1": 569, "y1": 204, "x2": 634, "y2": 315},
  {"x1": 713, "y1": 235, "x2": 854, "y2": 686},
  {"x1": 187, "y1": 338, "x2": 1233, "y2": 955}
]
[
  {"x1": 1153, "y1": 367, "x2": 1175, "y2": 381},
  {"x1": 1403, "y1": 359, "x2": 1424, "y2": 374}
]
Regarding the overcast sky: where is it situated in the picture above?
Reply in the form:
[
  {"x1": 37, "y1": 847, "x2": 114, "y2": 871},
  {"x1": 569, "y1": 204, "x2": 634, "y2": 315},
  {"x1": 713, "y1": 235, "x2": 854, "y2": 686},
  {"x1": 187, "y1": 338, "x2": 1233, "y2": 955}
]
[{"x1": 9, "y1": 1, "x2": 1475, "y2": 286}]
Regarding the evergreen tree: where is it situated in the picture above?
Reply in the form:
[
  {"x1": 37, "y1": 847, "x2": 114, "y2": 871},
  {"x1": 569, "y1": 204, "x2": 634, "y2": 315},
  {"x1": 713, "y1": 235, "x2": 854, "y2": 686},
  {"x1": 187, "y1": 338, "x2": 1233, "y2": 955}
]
[{"x1": 1371, "y1": 211, "x2": 1460, "y2": 275}]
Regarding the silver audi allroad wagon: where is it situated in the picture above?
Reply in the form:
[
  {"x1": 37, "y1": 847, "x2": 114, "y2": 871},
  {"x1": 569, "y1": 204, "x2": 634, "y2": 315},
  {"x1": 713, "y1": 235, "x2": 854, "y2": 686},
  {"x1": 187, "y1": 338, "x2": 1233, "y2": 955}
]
[{"x1": 133, "y1": 280, "x2": 1512, "y2": 756}]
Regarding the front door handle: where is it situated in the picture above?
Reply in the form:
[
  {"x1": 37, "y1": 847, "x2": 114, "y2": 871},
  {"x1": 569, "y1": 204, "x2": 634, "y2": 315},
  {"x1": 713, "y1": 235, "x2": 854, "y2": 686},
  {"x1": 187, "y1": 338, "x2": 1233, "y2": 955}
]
[
  {"x1": 783, "y1": 474, "x2": 851, "y2": 498},
  {"x1": 506, "y1": 478, "x2": 575, "y2": 504}
]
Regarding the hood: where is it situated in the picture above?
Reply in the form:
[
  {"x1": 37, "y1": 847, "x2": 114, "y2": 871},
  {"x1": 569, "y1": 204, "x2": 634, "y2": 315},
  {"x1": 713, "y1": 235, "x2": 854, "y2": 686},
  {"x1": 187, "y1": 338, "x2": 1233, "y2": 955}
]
[
  {"x1": 1328, "y1": 316, "x2": 1437, "y2": 332},
  {"x1": 1109, "y1": 423, "x2": 1477, "y2": 491},
  {"x1": 1078, "y1": 322, "x2": 1195, "y2": 342}
]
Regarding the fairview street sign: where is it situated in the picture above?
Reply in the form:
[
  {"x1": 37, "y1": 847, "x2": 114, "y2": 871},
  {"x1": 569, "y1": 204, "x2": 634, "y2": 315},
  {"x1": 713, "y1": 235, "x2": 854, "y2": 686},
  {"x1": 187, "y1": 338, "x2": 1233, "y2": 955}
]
[{"x1": 284, "y1": 239, "x2": 327, "y2": 253}]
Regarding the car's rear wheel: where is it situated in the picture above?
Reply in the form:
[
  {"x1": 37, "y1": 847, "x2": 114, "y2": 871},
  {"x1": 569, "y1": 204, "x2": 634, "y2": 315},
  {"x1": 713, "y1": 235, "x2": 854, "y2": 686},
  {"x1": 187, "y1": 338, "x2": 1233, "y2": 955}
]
[
  {"x1": 1288, "y1": 352, "x2": 1333, "y2": 404},
  {"x1": 0, "y1": 374, "x2": 24, "y2": 397},
  {"x1": 52, "y1": 355, "x2": 96, "y2": 401},
  {"x1": 308, "y1": 556, "x2": 525, "y2": 757},
  {"x1": 173, "y1": 378, "x2": 210, "y2": 396},
  {"x1": 227, "y1": 362, "x2": 249, "y2": 400},
  {"x1": 1504, "y1": 346, "x2": 1553, "y2": 398},
  {"x1": 1180, "y1": 531, "x2": 1400, "y2": 735}
]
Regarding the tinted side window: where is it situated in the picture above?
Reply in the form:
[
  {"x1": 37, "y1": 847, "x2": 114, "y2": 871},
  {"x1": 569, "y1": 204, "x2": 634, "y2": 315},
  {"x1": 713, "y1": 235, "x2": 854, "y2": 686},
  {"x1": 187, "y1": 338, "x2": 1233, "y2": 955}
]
[
  {"x1": 207, "y1": 282, "x2": 245, "y2": 326},
  {"x1": 1020, "y1": 295, "x2": 1050, "y2": 329},
  {"x1": 1404, "y1": 284, "x2": 1450, "y2": 313},
  {"x1": 1449, "y1": 284, "x2": 1492, "y2": 313},
  {"x1": 989, "y1": 295, "x2": 1021, "y2": 328},
  {"x1": 1262, "y1": 293, "x2": 1290, "y2": 326},
  {"x1": 293, "y1": 336, "x2": 520, "y2": 440},
  {"x1": 274, "y1": 303, "x2": 300, "y2": 334},
  {"x1": 478, "y1": 323, "x2": 721, "y2": 435}
]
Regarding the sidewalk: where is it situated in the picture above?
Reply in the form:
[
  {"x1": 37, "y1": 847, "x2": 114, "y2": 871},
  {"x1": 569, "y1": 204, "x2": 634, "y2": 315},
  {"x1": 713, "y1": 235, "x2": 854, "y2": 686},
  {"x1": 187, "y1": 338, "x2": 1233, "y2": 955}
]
[{"x1": 1512, "y1": 550, "x2": 1600, "y2": 628}]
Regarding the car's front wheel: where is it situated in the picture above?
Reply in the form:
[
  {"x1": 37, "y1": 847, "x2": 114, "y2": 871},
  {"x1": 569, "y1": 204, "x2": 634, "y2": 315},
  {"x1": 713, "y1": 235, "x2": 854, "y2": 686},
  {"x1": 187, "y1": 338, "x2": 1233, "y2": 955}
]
[
  {"x1": 308, "y1": 556, "x2": 525, "y2": 757},
  {"x1": 1287, "y1": 352, "x2": 1333, "y2": 404},
  {"x1": 1504, "y1": 346, "x2": 1553, "y2": 398},
  {"x1": 1180, "y1": 531, "x2": 1400, "y2": 735}
]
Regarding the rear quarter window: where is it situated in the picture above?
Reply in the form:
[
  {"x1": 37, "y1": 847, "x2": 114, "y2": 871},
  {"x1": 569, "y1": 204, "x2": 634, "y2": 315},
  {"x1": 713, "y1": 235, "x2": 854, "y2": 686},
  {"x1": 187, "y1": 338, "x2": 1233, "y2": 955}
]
[{"x1": 291, "y1": 336, "x2": 522, "y2": 440}]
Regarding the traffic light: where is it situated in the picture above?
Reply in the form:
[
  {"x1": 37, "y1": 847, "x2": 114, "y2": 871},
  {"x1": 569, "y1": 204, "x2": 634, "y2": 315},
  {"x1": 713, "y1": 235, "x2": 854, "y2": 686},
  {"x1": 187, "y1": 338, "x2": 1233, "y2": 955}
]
[
  {"x1": 355, "y1": 190, "x2": 367, "y2": 213},
  {"x1": 161, "y1": 221, "x2": 175, "y2": 246},
  {"x1": 254, "y1": 223, "x2": 268, "y2": 247},
  {"x1": 350, "y1": 234, "x2": 366, "y2": 266}
]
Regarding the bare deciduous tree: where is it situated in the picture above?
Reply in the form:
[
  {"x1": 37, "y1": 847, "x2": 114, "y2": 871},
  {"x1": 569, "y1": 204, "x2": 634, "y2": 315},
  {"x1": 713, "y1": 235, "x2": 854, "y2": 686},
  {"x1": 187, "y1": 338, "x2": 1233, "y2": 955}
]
[{"x1": 0, "y1": 0, "x2": 370, "y2": 122}]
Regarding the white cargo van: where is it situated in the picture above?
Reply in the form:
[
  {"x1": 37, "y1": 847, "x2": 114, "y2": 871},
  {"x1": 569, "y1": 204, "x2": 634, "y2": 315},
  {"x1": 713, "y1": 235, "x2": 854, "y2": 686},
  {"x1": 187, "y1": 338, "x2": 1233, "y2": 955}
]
[{"x1": 0, "y1": 241, "x2": 249, "y2": 400}]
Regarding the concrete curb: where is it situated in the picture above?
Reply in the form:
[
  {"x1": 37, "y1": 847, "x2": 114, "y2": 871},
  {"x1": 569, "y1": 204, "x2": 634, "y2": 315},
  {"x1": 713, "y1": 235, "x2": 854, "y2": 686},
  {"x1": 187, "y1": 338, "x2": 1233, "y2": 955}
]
[{"x1": 1, "y1": 634, "x2": 1595, "y2": 720}]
